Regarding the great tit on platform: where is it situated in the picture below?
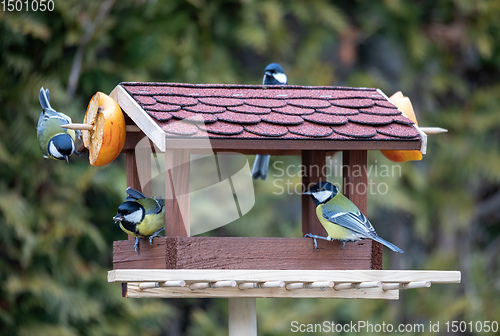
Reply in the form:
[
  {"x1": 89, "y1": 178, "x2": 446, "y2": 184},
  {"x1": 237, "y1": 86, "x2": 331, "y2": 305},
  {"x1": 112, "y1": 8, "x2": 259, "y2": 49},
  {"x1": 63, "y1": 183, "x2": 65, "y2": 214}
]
[
  {"x1": 113, "y1": 187, "x2": 165, "y2": 254},
  {"x1": 251, "y1": 63, "x2": 288, "y2": 180},
  {"x1": 303, "y1": 182, "x2": 404, "y2": 253},
  {"x1": 37, "y1": 87, "x2": 83, "y2": 162}
]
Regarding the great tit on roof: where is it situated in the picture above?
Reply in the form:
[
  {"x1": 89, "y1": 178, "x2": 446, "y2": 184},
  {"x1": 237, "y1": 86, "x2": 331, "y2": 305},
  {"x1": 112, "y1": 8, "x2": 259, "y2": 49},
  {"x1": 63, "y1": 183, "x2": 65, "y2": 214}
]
[
  {"x1": 251, "y1": 63, "x2": 288, "y2": 180},
  {"x1": 37, "y1": 87, "x2": 83, "y2": 163},
  {"x1": 113, "y1": 187, "x2": 165, "y2": 254},
  {"x1": 303, "y1": 182, "x2": 404, "y2": 253}
]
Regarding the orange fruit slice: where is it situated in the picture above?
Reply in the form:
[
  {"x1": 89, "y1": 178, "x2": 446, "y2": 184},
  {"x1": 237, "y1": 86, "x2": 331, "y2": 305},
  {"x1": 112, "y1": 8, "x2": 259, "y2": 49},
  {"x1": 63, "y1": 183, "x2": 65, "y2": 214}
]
[
  {"x1": 82, "y1": 92, "x2": 126, "y2": 166},
  {"x1": 381, "y1": 91, "x2": 422, "y2": 162}
]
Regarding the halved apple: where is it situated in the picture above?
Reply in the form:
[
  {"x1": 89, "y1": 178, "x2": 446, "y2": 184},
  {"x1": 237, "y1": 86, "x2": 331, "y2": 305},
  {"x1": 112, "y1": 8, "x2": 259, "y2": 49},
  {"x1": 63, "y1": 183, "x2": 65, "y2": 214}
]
[{"x1": 82, "y1": 92, "x2": 126, "y2": 166}]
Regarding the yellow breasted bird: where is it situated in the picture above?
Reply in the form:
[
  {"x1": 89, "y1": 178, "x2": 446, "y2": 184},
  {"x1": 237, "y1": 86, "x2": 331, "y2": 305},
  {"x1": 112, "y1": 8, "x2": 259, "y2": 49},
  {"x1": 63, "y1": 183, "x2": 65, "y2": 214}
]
[
  {"x1": 37, "y1": 87, "x2": 83, "y2": 162},
  {"x1": 113, "y1": 187, "x2": 165, "y2": 254},
  {"x1": 303, "y1": 182, "x2": 404, "y2": 253}
]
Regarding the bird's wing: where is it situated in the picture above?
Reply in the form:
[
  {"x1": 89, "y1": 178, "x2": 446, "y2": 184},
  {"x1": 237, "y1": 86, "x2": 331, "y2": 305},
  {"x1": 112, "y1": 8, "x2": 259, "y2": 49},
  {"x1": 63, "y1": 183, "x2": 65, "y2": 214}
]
[
  {"x1": 126, "y1": 187, "x2": 147, "y2": 201},
  {"x1": 137, "y1": 197, "x2": 164, "y2": 215},
  {"x1": 320, "y1": 195, "x2": 377, "y2": 237},
  {"x1": 322, "y1": 210, "x2": 376, "y2": 237}
]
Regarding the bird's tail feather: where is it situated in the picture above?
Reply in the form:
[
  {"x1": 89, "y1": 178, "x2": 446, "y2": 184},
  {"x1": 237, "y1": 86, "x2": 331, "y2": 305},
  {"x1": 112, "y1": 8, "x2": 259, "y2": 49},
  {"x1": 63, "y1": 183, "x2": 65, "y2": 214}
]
[
  {"x1": 126, "y1": 187, "x2": 147, "y2": 201},
  {"x1": 39, "y1": 87, "x2": 52, "y2": 111},
  {"x1": 251, "y1": 154, "x2": 271, "y2": 180},
  {"x1": 373, "y1": 236, "x2": 404, "y2": 253}
]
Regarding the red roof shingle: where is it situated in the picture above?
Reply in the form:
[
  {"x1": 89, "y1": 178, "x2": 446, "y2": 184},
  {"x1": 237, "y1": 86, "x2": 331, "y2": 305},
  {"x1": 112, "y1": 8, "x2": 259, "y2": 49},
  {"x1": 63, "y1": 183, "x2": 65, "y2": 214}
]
[{"x1": 120, "y1": 82, "x2": 420, "y2": 142}]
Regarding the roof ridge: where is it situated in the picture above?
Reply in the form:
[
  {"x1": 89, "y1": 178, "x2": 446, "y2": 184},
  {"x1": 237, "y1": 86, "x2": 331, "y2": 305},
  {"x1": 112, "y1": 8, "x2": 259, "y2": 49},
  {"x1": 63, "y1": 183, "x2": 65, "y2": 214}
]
[{"x1": 120, "y1": 82, "x2": 379, "y2": 92}]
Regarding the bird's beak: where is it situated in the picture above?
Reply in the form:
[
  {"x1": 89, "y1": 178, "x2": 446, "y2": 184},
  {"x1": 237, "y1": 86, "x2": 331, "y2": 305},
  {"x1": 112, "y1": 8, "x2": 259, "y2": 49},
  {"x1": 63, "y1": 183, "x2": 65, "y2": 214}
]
[
  {"x1": 113, "y1": 215, "x2": 124, "y2": 222},
  {"x1": 65, "y1": 156, "x2": 69, "y2": 163},
  {"x1": 303, "y1": 191, "x2": 312, "y2": 195}
]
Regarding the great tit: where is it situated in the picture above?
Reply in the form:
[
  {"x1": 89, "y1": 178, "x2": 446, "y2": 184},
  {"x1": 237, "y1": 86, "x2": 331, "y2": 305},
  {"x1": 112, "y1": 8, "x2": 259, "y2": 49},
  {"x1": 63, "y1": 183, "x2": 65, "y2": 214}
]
[
  {"x1": 303, "y1": 181, "x2": 404, "y2": 253},
  {"x1": 113, "y1": 187, "x2": 165, "y2": 254},
  {"x1": 37, "y1": 87, "x2": 83, "y2": 162},
  {"x1": 252, "y1": 63, "x2": 288, "y2": 180}
]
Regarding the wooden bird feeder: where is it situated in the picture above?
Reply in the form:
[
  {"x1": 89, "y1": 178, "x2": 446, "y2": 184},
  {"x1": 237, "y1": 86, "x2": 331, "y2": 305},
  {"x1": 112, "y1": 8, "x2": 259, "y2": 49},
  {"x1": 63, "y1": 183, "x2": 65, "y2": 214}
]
[{"x1": 107, "y1": 82, "x2": 460, "y2": 335}]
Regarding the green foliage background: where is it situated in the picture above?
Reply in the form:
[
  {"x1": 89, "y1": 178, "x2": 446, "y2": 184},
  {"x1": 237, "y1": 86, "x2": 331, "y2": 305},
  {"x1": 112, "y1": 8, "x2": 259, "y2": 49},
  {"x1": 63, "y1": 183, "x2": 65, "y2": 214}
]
[{"x1": 1, "y1": 0, "x2": 500, "y2": 335}]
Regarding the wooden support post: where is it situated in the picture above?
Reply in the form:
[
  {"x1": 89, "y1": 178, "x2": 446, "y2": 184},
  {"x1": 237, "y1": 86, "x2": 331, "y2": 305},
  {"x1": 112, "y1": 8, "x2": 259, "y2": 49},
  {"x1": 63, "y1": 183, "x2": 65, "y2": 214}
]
[
  {"x1": 126, "y1": 150, "x2": 141, "y2": 193},
  {"x1": 165, "y1": 149, "x2": 190, "y2": 237},
  {"x1": 301, "y1": 150, "x2": 326, "y2": 236},
  {"x1": 228, "y1": 298, "x2": 257, "y2": 336},
  {"x1": 342, "y1": 150, "x2": 382, "y2": 269},
  {"x1": 342, "y1": 150, "x2": 367, "y2": 213}
]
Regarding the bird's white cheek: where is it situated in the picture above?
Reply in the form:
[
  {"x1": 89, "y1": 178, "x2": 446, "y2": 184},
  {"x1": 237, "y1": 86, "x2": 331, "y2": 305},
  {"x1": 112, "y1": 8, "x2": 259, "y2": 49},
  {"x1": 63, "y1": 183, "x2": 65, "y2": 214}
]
[
  {"x1": 48, "y1": 141, "x2": 63, "y2": 159},
  {"x1": 312, "y1": 190, "x2": 333, "y2": 203},
  {"x1": 124, "y1": 211, "x2": 143, "y2": 224},
  {"x1": 273, "y1": 73, "x2": 287, "y2": 84}
]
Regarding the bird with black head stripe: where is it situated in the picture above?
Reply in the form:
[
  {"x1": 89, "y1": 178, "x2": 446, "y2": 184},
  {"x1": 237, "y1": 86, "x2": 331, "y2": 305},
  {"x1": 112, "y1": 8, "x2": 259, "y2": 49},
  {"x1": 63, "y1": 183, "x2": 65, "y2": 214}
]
[
  {"x1": 113, "y1": 187, "x2": 165, "y2": 254},
  {"x1": 304, "y1": 181, "x2": 404, "y2": 253},
  {"x1": 37, "y1": 87, "x2": 83, "y2": 162}
]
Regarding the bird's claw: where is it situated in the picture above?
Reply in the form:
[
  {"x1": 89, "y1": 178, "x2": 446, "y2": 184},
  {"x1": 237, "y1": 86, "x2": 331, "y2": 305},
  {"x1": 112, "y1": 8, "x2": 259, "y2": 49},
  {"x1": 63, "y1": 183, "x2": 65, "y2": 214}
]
[
  {"x1": 304, "y1": 233, "x2": 331, "y2": 250},
  {"x1": 304, "y1": 233, "x2": 318, "y2": 249},
  {"x1": 149, "y1": 227, "x2": 165, "y2": 246},
  {"x1": 134, "y1": 237, "x2": 140, "y2": 254}
]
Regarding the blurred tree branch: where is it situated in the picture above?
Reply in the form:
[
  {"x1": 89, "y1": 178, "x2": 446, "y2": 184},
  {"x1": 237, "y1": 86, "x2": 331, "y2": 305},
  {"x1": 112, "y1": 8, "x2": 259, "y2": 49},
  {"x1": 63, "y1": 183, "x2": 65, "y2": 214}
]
[{"x1": 66, "y1": 0, "x2": 116, "y2": 100}]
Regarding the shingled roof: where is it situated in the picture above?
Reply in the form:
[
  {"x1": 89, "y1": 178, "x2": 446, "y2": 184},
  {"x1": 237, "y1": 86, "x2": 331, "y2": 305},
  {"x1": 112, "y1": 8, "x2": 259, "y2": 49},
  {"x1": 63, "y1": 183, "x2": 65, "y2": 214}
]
[{"x1": 111, "y1": 82, "x2": 424, "y2": 152}]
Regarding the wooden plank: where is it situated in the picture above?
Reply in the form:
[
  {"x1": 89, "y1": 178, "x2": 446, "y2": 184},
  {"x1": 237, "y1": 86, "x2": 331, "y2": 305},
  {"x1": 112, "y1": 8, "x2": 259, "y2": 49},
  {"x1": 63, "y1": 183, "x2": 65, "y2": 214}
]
[
  {"x1": 108, "y1": 269, "x2": 462, "y2": 284},
  {"x1": 165, "y1": 149, "x2": 190, "y2": 236},
  {"x1": 113, "y1": 237, "x2": 375, "y2": 270},
  {"x1": 342, "y1": 150, "x2": 368, "y2": 213},
  {"x1": 342, "y1": 150, "x2": 384, "y2": 270},
  {"x1": 113, "y1": 239, "x2": 167, "y2": 269},
  {"x1": 301, "y1": 150, "x2": 327, "y2": 237},
  {"x1": 229, "y1": 298, "x2": 257, "y2": 336},
  {"x1": 124, "y1": 282, "x2": 399, "y2": 299}
]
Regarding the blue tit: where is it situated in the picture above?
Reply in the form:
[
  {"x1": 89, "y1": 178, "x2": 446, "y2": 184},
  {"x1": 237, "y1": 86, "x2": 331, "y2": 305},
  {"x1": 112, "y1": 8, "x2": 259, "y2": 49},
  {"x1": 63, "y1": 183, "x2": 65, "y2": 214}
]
[
  {"x1": 303, "y1": 182, "x2": 404, "y2": 253},
  {"x1": 37, "y1": 87, "x2": 83, "y2": 162},
  {"x1": 113, "y1": 187, "x2": 165, "y2": 254},
  {"x1": 251, "y1": 63, "x2": 288, "y2": 180}
]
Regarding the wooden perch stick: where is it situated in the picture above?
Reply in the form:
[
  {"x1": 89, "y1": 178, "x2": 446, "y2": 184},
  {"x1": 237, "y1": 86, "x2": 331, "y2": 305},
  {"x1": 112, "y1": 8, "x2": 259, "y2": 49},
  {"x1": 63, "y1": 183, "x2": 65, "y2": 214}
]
[
  {"x1": 239, "y1": 281, "x2": 285, "y2": 289},
  {"x1": 309, "y1": 281, "x2": 335, "y2": 289},
  {"x1": 238, "y1": 282, "x2": 258, "y2": 290},
  {"x1": 139, "y1": 280, "x2": 185, "y2": 290},
  {"x1": 189, "y1": 282, "x2": 211, "y2": 290},
  {"x1": 382, "y1": 281, "x2": 431, "y2": 291},
  {"x1": 285, "y1": 283, "x2": 306, "y2": 290},
  {"x1": 333, "y1": 283, "x2": 355, "y2": 290},
  {"x1": 212, "y1": 280, "x2": 237, "y2": 288},
  {"x1": 189, "y1": 281, "x2": 237, "y2": 290},
  {"x1": 259, "y1": 281, "x2": 285, "y2": 288},
  {"x1": 354, "y1": 281, "x2": 382, "y2": 289},
  {"x1": 402, "y1": 281, "x2": 431, "y2": 289},
  {"x1": 61, "y1": 123, "x2": 94, "y2": 131},
  {"x1": 418, "y1": 127, "x2": 448, "y2": 134},
  {"x1": 285, "y1": 281, "x2": 335, "y2": 290}
]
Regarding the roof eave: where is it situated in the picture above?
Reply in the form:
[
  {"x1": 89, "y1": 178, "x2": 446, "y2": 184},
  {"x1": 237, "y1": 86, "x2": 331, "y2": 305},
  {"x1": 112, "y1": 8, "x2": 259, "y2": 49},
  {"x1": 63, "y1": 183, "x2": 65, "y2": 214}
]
[{"x1": 111, "y1": 85, "x2": 166, "y2": 151}]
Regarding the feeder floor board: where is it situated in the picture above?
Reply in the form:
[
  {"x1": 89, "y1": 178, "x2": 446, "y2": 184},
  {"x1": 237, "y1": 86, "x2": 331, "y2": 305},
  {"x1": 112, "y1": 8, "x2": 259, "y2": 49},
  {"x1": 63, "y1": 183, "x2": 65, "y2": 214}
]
[
  {"x1": 113, "y1": 237, "x2": 382, "y2": 270},
  {"x1": 108, "y1": 269, "x2": 461, "y2": 299}
]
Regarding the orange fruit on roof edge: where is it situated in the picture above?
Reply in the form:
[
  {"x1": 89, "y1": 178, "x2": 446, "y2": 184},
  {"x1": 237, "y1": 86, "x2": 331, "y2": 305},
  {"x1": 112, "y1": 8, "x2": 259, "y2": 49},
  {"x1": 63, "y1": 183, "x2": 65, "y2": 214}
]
[
  {"x1": 381, "y1": 91, "x2": 422, "y2": 162},
  {"x1": 82, "y1": 92, "x2": 126, "y2": 166}
]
